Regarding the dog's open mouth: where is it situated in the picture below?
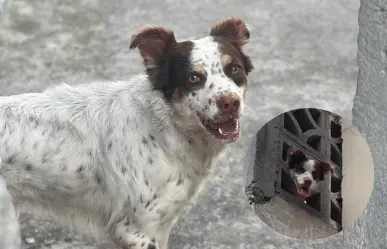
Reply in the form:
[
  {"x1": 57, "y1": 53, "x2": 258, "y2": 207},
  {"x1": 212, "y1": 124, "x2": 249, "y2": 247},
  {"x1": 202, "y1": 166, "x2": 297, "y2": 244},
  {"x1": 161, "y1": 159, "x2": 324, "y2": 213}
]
[
  {"x1": 198, "y1": 113, "x2": 240, "y2": 141},
  {"x1": 297, "y1": 185, "x2": 310, "y2": 198}
]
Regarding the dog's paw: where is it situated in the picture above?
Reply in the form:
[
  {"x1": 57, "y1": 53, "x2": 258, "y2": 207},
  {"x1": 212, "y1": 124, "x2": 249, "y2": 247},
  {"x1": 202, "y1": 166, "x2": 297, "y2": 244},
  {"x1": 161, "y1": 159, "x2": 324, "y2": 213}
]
[
  {"x1": 133, "y1": 233, "x2": 158, "y2": 249},
  {"x1": 115, "y1": 231, "x2": 159, "y2": 249}
]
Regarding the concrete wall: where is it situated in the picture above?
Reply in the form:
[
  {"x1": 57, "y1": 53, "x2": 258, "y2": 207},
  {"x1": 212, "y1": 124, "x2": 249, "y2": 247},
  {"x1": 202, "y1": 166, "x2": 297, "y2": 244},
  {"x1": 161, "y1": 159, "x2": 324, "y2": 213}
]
[
  {"x1": 254, "y1": 196, "x2": 338, "y2": 240},
  {"x1": 253, "y1": 118, "x2": 375, "y2": 240},
  {"x1": 345, "y1": 0, "x2": 387, "y2": 248},
  {"x1": 341, "y1": 119, "x2": 374, "y2": 229}
]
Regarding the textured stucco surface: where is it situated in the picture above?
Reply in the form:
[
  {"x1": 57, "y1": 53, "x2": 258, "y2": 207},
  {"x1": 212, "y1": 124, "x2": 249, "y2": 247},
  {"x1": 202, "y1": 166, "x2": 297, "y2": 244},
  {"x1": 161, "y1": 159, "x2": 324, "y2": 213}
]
[
  {"x1": 348, "y1": 0, "x2": 387, "y2": 248},
  {"x1": 0, "y1": 0, "x2": 366, "y2": 248}
]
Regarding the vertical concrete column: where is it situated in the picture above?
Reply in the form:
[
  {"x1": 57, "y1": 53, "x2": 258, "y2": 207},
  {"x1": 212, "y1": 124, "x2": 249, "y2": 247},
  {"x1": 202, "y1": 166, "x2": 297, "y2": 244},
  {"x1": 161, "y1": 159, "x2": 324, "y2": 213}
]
[{"x1": 347, "y1": 0, "x2": 387, "y2": 248}]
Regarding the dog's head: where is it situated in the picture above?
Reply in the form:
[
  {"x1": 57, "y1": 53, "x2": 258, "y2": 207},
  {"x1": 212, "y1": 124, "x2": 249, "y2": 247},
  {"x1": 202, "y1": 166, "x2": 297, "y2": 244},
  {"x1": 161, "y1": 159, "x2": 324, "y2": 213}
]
[
  {"x1": 286, "y1": 148, "x2": 333, "y2": 199},
  {"x1": 129, "y1": 18, "x2": 254, "y2": 143}
]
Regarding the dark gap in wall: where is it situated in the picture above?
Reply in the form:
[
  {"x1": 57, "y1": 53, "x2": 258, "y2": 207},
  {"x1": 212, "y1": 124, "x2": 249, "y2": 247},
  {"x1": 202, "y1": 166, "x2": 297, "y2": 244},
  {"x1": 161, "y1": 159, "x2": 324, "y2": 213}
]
[
  {"x1": 309, "y1": 108, "x2": 322, "y2": 124},
  {"x1": 331, "y1": 145, "x2": 342, "y2": 167},
  {"x1": 284, "y1": 113, "x2": 299, "y2": 136},
  {"x1": 307, "y1": 135, "x2": 322, "y2": 151},
  {"x1": 282, "y1": 142, "x2": 291, "y2": 161},
  {"x1": 331, "y1": 120, "x2": 341, "y2": 138},
  {"x1": 293, "y1": 109, "x2": 315, "y2": 133}
]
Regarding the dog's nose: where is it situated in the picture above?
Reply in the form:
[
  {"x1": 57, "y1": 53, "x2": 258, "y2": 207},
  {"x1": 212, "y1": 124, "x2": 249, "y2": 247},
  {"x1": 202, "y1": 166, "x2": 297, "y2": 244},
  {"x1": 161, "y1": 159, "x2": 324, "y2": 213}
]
[
  {"x1": 216, "y1": 93, "x2": 241, "y2": 114},
  {"x1": 304, "y1": 179, "x2": 312, "y2": 187}
]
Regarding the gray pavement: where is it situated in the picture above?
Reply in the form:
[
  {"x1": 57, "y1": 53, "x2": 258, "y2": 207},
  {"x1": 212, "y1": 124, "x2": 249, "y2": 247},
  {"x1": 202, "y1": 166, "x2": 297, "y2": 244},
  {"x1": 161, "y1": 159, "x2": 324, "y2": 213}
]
[{"x1": 0, "y1": 0, "x2": 359, "y2": 248}]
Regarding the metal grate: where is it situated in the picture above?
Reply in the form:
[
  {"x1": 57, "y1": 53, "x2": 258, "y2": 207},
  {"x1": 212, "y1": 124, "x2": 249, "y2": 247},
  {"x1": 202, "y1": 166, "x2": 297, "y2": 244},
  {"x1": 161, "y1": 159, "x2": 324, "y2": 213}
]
[{"x1": 246, "y1": 108, "x2": 343, "y2": 232}]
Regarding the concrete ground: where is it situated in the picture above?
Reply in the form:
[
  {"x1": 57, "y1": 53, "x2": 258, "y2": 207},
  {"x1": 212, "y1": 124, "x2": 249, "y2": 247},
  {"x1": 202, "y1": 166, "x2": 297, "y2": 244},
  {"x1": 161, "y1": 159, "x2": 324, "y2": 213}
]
[{"x1": 0, "y1": 0, "x2": 359, "y2": 248}]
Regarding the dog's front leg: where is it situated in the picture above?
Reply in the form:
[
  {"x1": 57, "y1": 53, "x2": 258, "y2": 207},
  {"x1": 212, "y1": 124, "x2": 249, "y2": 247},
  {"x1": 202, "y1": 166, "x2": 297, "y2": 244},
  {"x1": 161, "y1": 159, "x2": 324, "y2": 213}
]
[{"x1": 155, "y1": 223, "x2": 173, "y2": 249}]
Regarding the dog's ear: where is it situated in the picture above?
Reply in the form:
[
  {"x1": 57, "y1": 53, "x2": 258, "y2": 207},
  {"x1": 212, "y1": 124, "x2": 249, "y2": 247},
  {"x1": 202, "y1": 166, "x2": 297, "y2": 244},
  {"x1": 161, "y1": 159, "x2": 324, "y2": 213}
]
[
  {"x1": 210, "y1": 18, "x2": 250, "y2": 46},
  {"x1": 287, "y1": 148, "x2": 307, "y2": 169},
  {"x1": 210, "y1": 18, "x2": 254, "y2": 75},
  {"x1": 129, "y1": 26, "x2": 177, "y2": 68},
  {"x1": 319, "y1": 162, "x2": 333, "y2": 180}
]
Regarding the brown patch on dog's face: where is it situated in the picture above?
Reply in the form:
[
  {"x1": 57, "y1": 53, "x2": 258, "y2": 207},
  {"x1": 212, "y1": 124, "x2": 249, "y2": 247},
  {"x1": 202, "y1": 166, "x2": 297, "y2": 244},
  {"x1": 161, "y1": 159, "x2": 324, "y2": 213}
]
[
  {"x1": 218, "y1": 44, "x2": 248, "y2": 87},
  {"x1": 129, "y1": 26, "x2": 202, "y2": 100},
  {"x1": 129, "y1": 25, "x2": 208, "y2": 100},
  {"x1": 192, "y1": 64, "x2": 208, "y2": 79},
  {"x1": 217, "y1": 38, "x2": 254, "y2": 77},
  {"x1": 287, "y1": 148, "x2": 308, "y2": 172}
]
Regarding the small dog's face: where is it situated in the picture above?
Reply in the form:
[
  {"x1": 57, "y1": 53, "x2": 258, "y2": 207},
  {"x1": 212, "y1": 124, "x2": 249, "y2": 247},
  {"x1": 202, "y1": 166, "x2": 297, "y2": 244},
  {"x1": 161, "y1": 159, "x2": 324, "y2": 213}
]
[
  {"x1": 129, "y1": 18, "x2": 254, "y2": 143},
  {"x1": 286, "y1": 148, "x2": 333, "y2": 199}
]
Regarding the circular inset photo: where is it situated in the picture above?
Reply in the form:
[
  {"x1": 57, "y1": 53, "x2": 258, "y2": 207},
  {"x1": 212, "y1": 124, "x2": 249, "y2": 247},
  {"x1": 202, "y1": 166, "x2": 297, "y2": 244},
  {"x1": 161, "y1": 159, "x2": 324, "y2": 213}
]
[{"x1": 243, "y1": 108, "x2": 374, "y2": 240}]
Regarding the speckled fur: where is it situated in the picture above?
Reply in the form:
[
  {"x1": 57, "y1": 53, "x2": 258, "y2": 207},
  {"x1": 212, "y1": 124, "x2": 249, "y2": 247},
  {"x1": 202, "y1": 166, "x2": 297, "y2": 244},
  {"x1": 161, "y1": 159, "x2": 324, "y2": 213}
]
[{"x1": 0, "y1": 18, "x2": 253, "y2": 249}]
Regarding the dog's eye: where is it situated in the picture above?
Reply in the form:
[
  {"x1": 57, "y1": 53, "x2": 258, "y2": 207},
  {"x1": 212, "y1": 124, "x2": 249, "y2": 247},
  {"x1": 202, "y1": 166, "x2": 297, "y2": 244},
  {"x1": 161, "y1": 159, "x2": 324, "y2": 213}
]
[
  {"x1": 231, "y1": 66, "x2": 239, "y2": 75},
  {"x1": 189, "y1": 75, "x2": 200, "y2": 83}
]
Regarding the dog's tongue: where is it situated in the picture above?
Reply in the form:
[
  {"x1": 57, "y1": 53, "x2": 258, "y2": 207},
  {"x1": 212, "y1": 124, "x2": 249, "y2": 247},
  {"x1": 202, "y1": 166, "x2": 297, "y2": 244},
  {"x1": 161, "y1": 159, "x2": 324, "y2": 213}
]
[
  {"x1": 299, "y1": 188, "x2": 309, "y2": 198},
  {"x1": 211, "y1": 119, "x2": 238, "y2": 134}
]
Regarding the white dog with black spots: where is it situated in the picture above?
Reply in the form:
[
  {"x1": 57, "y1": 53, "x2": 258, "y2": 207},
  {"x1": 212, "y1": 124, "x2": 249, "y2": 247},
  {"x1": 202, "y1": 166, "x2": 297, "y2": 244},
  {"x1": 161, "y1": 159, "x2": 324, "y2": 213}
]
[{"x1": 0, "y1": 18, "x2": 254, "y2": 249}]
